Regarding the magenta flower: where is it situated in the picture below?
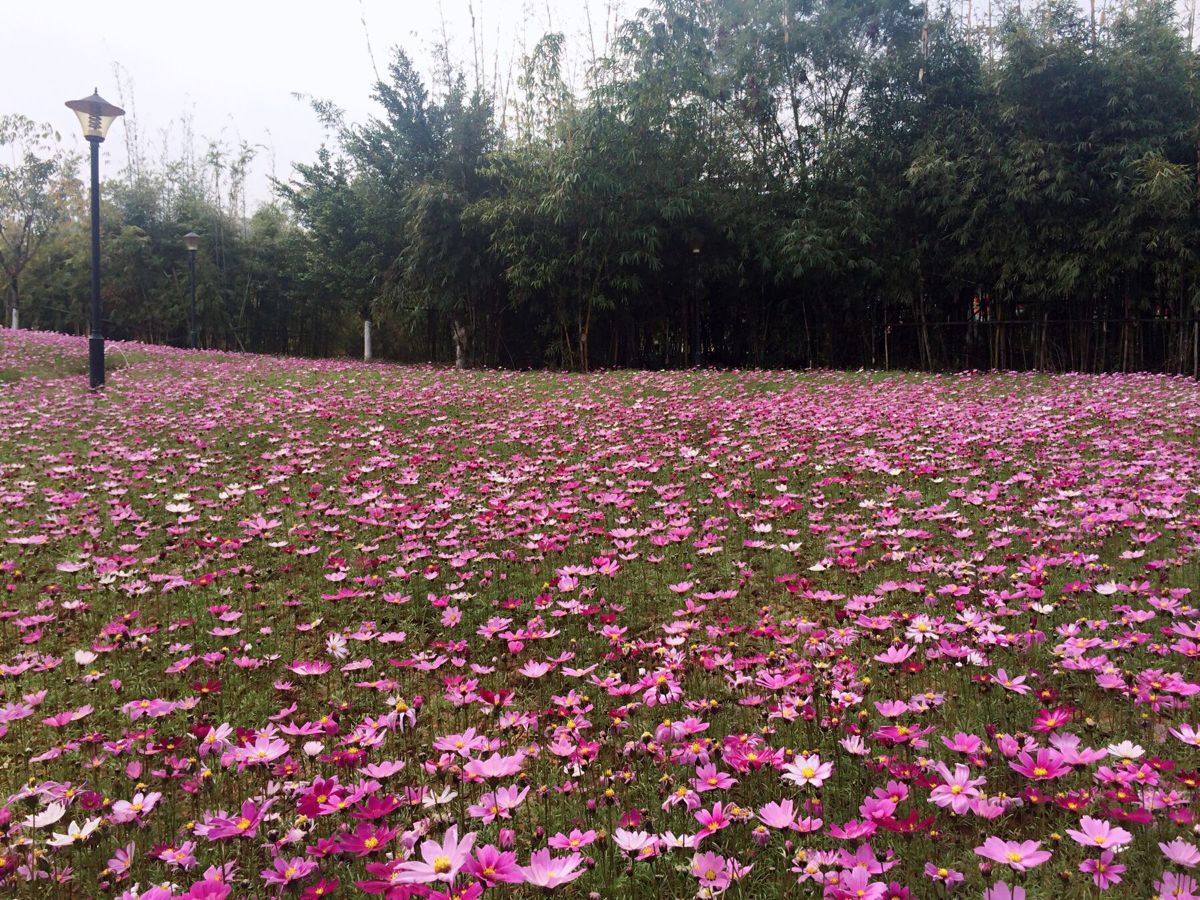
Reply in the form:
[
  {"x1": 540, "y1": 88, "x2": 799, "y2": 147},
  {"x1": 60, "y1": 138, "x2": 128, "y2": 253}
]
[
  {"x1": 261, "y1": 856, "x2": 317, "y2": 886},
  {"x1": 337, "y1": 822, "x2": 402, "y2": 857},
  {"x1": 1079, "y1": 851, "x2": 1125, "y2": 890},
  {"x1": 466, "y1": 844, "x2": 522, "y2": 885},
  {"x1": 396, "y1": 825, "x2": 475, "y2": 883},
  {"x1": 1008, "y1": 747, "x2": 1071, "y2": 780},
  {"x1": 1065, "y1": 816, "x2": 1132, "y2": 850},
  {"x1": 694, "y1": 801, "x2": 733, "y2": 841},
  {"x1": 974, "y1": 837, "x2": 1052, "y2": 872},
  {"x1": 198, "y1": 798, "x2": 273, "y2": 840}
]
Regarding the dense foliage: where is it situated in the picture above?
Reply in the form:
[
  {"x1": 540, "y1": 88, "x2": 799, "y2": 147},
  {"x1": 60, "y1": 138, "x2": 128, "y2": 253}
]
[{"x1": 5, "y1": 0, "x2": 1200, "y2": 372}]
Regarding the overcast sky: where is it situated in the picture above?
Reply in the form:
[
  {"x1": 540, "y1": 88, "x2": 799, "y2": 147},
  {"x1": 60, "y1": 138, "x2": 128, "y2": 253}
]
[{"x1": 7, "y1": 0, "x2": 628, "y2": 206}]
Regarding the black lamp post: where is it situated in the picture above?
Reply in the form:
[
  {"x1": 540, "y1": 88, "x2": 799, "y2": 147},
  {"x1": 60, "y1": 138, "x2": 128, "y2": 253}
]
[
  {"x1": 183, "y1": 232, "x2": 200, "y2": 348},
  {"x1": 65, "y1": 89, "x2": 124, "y2": 390}
]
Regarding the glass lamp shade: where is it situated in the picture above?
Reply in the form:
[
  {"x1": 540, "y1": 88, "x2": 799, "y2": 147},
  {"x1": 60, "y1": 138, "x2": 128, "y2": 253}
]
[
  {"x1": 65, "y1": 89, "x2": 125, "y2": 140},
  {"x1": 183, "y1": 232, "x2": 201, "y2": 252}
]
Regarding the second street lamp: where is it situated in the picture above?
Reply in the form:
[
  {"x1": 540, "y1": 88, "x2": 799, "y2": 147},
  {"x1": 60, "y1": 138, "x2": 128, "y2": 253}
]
[
  {"x1": 183, "y1": 232, "x2": 200, "y2": 349},
  {"x1": 65, "y1": 89, "x2": 124, "y2": 390}
]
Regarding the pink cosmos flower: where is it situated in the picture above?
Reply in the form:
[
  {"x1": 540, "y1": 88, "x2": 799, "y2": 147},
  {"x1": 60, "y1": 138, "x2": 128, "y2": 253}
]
[
  {"x1": 548, "y1": 828, "x2": 597, "y2": 851},
  {"x1": 396, "y1": 825, "x2": 475, "y2": 883},
  {"x1": 694, "y1": 802, "x2": 733, "y2": 841},
  {"x1": 196, "y1": 799, "x2": 273, "y2": 840},
  {"x1": 757, "y1": 799, "x2": 798, "y2": 830},
  {"x1": 613, "y1": 828, "x2": 658, "y2": 857},
  {"x1": 974, "y1": 837, "x2": 1052, "y2": 872},
  {"x1": 832, "y1": 868, "x2": 888, "y2": 899},
  {"x1": 463, "y1": 750, "x2": 526, "y2": 779},
  {"x1": 941, "y1": 732, "x2": 983, "y2": 753},
  {"x1": 1079, "y1": 851, "x2": 1125, "y2": 890},
  {"x1": 924, "y1": 862, "x2": 964, "y2": 887},
  {"x1": 1161, "y1": 839, "x2": 1200, "y2": 868},
  {"x1": 520, "y1": 849, "x2": 585, "y2": 887},
  {"x1": 109, "y1": 791, "x2": 162, "y2": 825},
  {"x1": 983, "y1": 882, "x2": 1026, "y2": 900},
  {"x1": 1153, "y1": 872, "x2": 1199, "y2": 898},
  {"x1": 107, "y1": 841, "x2": 136, "y2": 877},
  {"x1": 434, "y1": 727, "x2": 490, "y2": 757},
  {"x1": 1031, "y1": 706, "x2": 1073, "y2": 733},
  {"x1": 287, "y1": 660, "x2": 332, "y2": 676},
  {"x1": 1008, "y1": 747, "x2": 1071, "y2": 780},
  {"x1": 691, "y1": 851, "x2": 731, "y2": 890},
  {"x1": 467, "y1": 785, "x2": 529, "y2": 823},
  {"x1": 337, "y1": 822, "x2": 402, "y2": 857},
  {"x1": 1065, "y1": 816, "x2": 1133, "y2": 850},
  {"x1": 994, "y1": 668, "x2": 1030, "y2": 694},
  {"x1": 692, "y1": 762, "x2": 736, "y2": 793},
  {"x1": 261, "y1": 856, "x2": 317, "y2": 886},
  {"x1": 929, "y1": 763, "x2": 986, "y2": 814},
  {"x1": 231, "y1": 734, "x2": 289, "y2": 768},
  {"x1": 466, "y1": 844, "x2": 523, "y2": 885}
]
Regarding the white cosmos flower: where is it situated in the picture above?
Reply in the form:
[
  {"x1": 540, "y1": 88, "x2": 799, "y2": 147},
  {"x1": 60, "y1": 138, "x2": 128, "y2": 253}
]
[
  {"x1": 1106, "y1": 740, "x2": 1144, "y2": 759},
  {"x1": 74, "y1": 650, "x2": 97, "y2": 666},
  {"x1": 47, "y1": 817, "x2": 101, "y2": 847},
  {"x1": 22, "y1": 802, "x2": 66, "y2": 829}
]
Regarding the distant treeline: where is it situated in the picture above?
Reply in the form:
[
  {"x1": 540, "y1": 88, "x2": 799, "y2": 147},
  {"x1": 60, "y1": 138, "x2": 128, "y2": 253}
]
[{"x1": 5, "y1": 0, "x2": 1200, "y2": 373}]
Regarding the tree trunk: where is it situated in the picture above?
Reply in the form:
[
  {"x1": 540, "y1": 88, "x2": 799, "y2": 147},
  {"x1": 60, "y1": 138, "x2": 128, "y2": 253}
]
[
  {"x1": 452, "y1": 316, "x2": 470, "y2": 369},
  {"x1": 8, "y1": 276, "x2": 18, "y2": 330}
]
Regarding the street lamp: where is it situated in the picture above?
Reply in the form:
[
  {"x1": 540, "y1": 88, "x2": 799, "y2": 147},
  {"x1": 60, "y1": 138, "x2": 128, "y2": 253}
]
[
  {"x1": 65, "y1": 89, "x2": 124, "y2": 389},
  {"x1": 183, "y1": 232, "x2": 200, "y2": 348}
]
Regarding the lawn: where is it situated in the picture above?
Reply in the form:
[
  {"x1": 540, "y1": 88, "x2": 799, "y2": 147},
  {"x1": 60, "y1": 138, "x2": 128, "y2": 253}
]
[{"x1": 0, "y1": 327, "x2": 1198, "y2": 899}]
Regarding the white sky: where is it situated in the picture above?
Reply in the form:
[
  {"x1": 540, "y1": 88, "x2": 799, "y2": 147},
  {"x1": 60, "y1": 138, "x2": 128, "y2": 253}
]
[{"x1": 6, "y1": 0, "x2": 628, "y2": 207}]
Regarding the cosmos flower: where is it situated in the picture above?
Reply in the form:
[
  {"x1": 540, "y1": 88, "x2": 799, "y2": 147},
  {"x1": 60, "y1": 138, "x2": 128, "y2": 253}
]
[
  {"x1": 1160, "y1": 839, "x2": 1200, "y2": 869},
  {"x1": 520, "y1": 849, "x2": 585, "y2": 888},
  {"x1": 974, "y1": 837, "x2": 1052, "y2": 872},
  {"x1": 783, "y1": 753, "x2": 833, "y2": 788},
  {"x1": 1065, "y1": 816, "x2": 1133, "y2": 850},
  {"x1": 1079, "y1": 851, "x2": 1125, "y2": 890},
  {"x1": 396, "y1": 825, "x2": 475, "y2": 883}
]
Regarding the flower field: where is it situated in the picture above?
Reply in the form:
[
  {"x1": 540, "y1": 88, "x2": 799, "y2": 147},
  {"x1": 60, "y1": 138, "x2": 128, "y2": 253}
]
[{"x1": 1, "y1": 328, "x2": 1199, "y2": 899}]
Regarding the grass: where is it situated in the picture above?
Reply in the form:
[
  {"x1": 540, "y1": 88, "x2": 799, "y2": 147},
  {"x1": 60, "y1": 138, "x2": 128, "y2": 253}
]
[{"x1": 0, "y1": 327, "x2": 1196, "y2": 898}]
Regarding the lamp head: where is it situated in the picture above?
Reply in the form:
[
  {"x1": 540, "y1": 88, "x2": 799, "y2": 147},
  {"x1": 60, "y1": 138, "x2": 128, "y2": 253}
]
[{"x1": 65, "y1": 89, "x2": 125, "y2": 141}]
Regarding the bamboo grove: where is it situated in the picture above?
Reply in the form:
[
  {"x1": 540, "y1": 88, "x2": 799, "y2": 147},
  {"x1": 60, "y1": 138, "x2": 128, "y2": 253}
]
[{"x1": 5, "y1": 0, "x2": 1200, "y2": 373}]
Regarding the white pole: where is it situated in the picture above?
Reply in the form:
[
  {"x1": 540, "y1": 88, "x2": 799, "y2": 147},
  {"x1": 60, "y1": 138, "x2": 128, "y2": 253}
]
[
  {"x1": 364, "y1": 319, "x2": 372, "y2": 361},
  {"x1": 10, "y1": 307, "x2": 17, "y2": 330}
]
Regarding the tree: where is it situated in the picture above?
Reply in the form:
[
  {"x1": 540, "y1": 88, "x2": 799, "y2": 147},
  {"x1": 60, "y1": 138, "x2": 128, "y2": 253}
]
[{"x1": 0, "y1": 115, "x2": 79, "y2": 329}]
